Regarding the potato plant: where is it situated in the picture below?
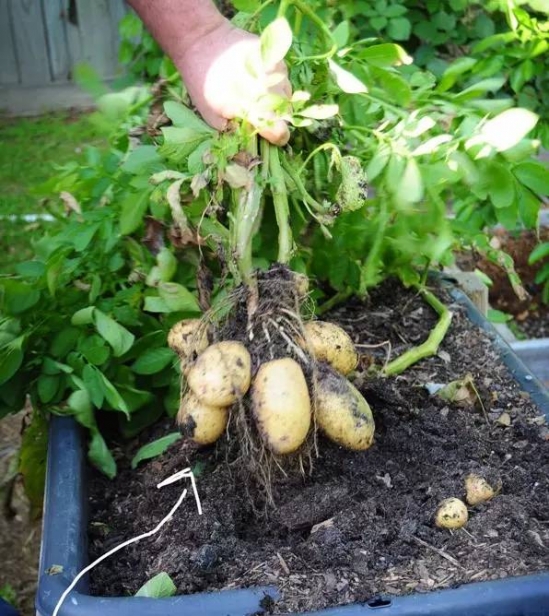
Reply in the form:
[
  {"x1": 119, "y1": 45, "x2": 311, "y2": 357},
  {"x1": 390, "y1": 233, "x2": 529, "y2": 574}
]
[{"x1": 1, "y1": 0, "x2": 549, "y2": 496}]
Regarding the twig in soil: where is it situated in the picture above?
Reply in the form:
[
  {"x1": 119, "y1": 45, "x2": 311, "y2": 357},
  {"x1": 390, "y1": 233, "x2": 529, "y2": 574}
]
[
  {"x1": 356, "y1": 340, "x2": 392, "y2": 371},
  {"x1": 383, "y1": 288, "x2": 452, "y2": 376},
  {"x1": 433, "y1": 573, "x2": 456, "y2": 588},
  {"x1": 469, "y1": 569, "x2": 489, "y2": 581},
  {"x1": 277, "y1": 552, "x2": 291, "y2": 575},
  {"x1": 338, "y1": 310, "x2": 392, "y2": 324},
  {"x1": 355, "y1": 341, "x2": 391, "y2": 349},
  {"x1": 412, "y1": 536, "x2": 464, "y2": 569},
  {"x1": 467, "y1": 379, "x2": 490, "y2": 426}
]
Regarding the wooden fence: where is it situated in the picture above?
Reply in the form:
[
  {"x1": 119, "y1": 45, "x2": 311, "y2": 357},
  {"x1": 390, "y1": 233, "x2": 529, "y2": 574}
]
[{"x1": 0, "y1": 0, "x2": 127, "y2": 114}]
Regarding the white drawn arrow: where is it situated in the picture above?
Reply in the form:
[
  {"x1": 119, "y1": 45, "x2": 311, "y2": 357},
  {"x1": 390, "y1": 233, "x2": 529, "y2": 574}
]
[
  {"x1": 53, "y1": 467, "x2": 202, "y2": 616},
  {"x1": 157, "y1": 466, "x2": 203, "y2": 515}
]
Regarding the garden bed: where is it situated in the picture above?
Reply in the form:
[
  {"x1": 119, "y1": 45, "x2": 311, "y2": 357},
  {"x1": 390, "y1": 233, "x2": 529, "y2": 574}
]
[
  {"x1": 87, "y1": 282, "x2": 549, "y2": 613},
  {"x1": 460, "y1": 227, "x2": 549, "y2": 339}
]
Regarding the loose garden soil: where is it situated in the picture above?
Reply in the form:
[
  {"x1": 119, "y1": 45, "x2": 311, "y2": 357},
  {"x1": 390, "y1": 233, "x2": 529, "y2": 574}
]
[{"x1": 88, "y1": 282, "x2": 549, "y2": 613}]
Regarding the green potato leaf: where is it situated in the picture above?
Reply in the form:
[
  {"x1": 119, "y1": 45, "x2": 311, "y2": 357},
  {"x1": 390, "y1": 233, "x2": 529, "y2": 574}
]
[{"x1": 131, "y1": 433, "x2": 182, "y2": 469}]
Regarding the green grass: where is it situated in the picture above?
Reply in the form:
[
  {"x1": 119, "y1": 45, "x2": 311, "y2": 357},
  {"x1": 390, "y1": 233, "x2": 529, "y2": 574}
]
[{"x1": 0, "y1": 111, "x2": 108, "y2": 271}]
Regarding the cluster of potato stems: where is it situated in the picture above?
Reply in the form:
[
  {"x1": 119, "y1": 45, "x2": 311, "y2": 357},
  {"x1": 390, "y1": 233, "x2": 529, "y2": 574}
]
[{"x1": 168, "y1": 318, "x2": 375, "y2": 455}]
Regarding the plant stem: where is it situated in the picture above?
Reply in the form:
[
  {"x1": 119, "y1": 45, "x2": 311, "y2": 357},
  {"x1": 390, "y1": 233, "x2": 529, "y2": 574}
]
[
  {"x1": 297, "y1": 142, "x2": 340, "y2": 176},
  {"x1": 317, "y1": 289, "x2": 352, "y2": 315},
  {"x1": 419, "y1": 260, "x2": 432, "y2": 287},
  {"x1": 268, "y1": 144, "x2": 293, "y2": 264},
  {"x1": 277, "y1": 0, "x2": 291, "y2": 18},
  {"x1": 289, "y1": 0, "x2": 337, "y2": 60},
  {"x1": 233, "y1": 134, "x2": 262, "y2": 285},
  {"x1": 293, "y1": 7, "x2": 303, "y2": 35},
  {"x1": 281, "y1": 156, "x2": 329, "y2": 213},
  {"x1": 382, "y1": 288, "x2": 452, "y2": 376}
]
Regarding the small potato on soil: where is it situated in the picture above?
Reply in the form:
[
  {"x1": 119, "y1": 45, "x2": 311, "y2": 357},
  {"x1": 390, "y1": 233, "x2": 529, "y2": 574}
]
[
  {"x1": 302, "y1": 321, "x2": 358, "y2": 375},
  {"x1": 315, "y1": 369, "x2": 374, "y2": 450},
  {"x1": 251, "y1": 358, "x2": 311, "y2": 455},
  {"x1": 435, "y1": 498, "x2": 468, "y2": 529},
  {"x1": 177, "y1": 391, "x2": 228, "y2": 445},
  {"x1": 168, "y1": 319, "x2": 209, "y2": 361},
  {"x1": 187, "y1": 341, "x2": 251, "y2": 407},
  {"x1": 465, "y1": 473, "x2": 496, "y2": 506}
]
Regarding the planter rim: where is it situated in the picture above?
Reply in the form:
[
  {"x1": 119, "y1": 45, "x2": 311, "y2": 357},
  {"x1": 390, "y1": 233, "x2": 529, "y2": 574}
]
[{"x1": 36, "y1": 286, "x2": 549, "y2": 616}]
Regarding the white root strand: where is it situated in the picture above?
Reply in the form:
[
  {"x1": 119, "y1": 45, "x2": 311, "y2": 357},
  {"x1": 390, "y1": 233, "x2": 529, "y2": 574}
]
[{"x1": 268, "y1": 318, "x2": 309, "y2": 364}]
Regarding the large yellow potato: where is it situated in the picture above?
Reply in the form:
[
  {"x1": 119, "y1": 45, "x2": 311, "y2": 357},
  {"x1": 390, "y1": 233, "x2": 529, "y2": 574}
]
[
  {"x1": 435, "y1": 498, "x2": 468, "y2": 529},
  {"x1": 177, "y1": 391, "x2": 228, "y2": 445},
  {"x1": 168, "y1": 319, "x2": 209, "y2": 358},
  {"x1": 315, "y1": 370, "x2": 374, "y2": 450},
  {"x1": 302, "y1": 321, "x2": 358, "y2": 375},
  {"x1": 251, "y1": 358, "x2": 311, "y2": 455},
  {"x1": 187, "y1": 341, "x2": 251, "y2": 407}
]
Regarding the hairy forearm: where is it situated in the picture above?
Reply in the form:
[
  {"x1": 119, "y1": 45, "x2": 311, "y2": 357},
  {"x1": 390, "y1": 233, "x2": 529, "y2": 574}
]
[{"x1": 127, "y1": 0, "x2": 226, "y2": 66}]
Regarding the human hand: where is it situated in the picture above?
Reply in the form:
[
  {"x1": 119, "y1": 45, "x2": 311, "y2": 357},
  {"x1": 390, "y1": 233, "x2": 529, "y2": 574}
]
[{"x1": 177, "y1": 20, "x2": 292, "y2": 146}]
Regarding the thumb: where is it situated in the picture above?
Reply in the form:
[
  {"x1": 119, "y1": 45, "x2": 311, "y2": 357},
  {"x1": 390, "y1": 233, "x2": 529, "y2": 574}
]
[{"x1": 259, "y1": 120, "x2": 290, "y2": 146}]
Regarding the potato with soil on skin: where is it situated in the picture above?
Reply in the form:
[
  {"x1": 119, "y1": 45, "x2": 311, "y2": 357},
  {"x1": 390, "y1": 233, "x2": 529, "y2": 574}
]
[
  {"x1": 435, "y1": 498, "x2": 469, "y2": 529},
  {"x1": 251, "y1": 358, "x2": 311, "y2": 455},
  {"x1": 314, "y1": 368, "x2": 375, "y2": 450},
  {"x1": 301, "y1": 321, "x2": 358, "y2": 375},
  {"x1": 168, "y1": 318, "x2": 209, "y2": 369},
  {"x1": 187, "y1": 341, "x2": 251, "y2": 407},
  {"x1": 177, "y1": 391, "x2": 228, "y2": 445},
  {"x1": 465, "y1": 473, "x2": 496, "y2": 506}
]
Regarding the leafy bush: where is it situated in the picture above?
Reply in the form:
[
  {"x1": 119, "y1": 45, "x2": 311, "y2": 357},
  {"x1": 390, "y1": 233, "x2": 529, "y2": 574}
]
[
  {"x1": 2, "y1": 0, "x2": 549, "y2": 482},
  {"x1": 118, "y1": 11, "x2": 175, "y2": 82},
  {"x1": 316, "y1": 1, "x2": 549, "y2": 142}
]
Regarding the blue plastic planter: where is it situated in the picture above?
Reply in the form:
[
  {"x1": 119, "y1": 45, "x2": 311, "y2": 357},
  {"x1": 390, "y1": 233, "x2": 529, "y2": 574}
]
[
  {"x1": 0, "y1": 598, "x2": 19, "y2": 616},
  {"x1": 36, "y1": 288, "x2": 549, "y2": 616}
]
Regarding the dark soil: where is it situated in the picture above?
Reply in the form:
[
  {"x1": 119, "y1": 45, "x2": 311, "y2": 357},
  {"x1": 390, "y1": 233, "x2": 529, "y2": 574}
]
[
  {"x1": 460, "y1": 228, "x2": 549, "y2": 339},
  {"x1": 88, "y1": 282, "x2": 549, "y2": 613}
]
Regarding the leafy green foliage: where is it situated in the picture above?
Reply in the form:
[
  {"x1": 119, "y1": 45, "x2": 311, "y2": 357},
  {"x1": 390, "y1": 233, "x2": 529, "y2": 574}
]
[
  {"x1": 0, "y1": 140, "x2": 197, "y2": 474},
  {"x1": 135, "y1": 572, "x2": 177, "y2": 598},
  {"x1": 0, "y1": 113, "x2": 108, "y2": 275},
  {"x1": 323, "y1": 0, "x2": 549, "y2": 145},
  {"x1": 2, "y1": 0, "x2": 549, "y2": 481},
  {"x1": 118, "y1": 12, "x2": 175, "y2": 83},
  {"x1": 487, "y1": 308, "x2": 512, "y2": 324},
  {"x1": 131, "y1": 432, "x2": 181, "y2": 469}
]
